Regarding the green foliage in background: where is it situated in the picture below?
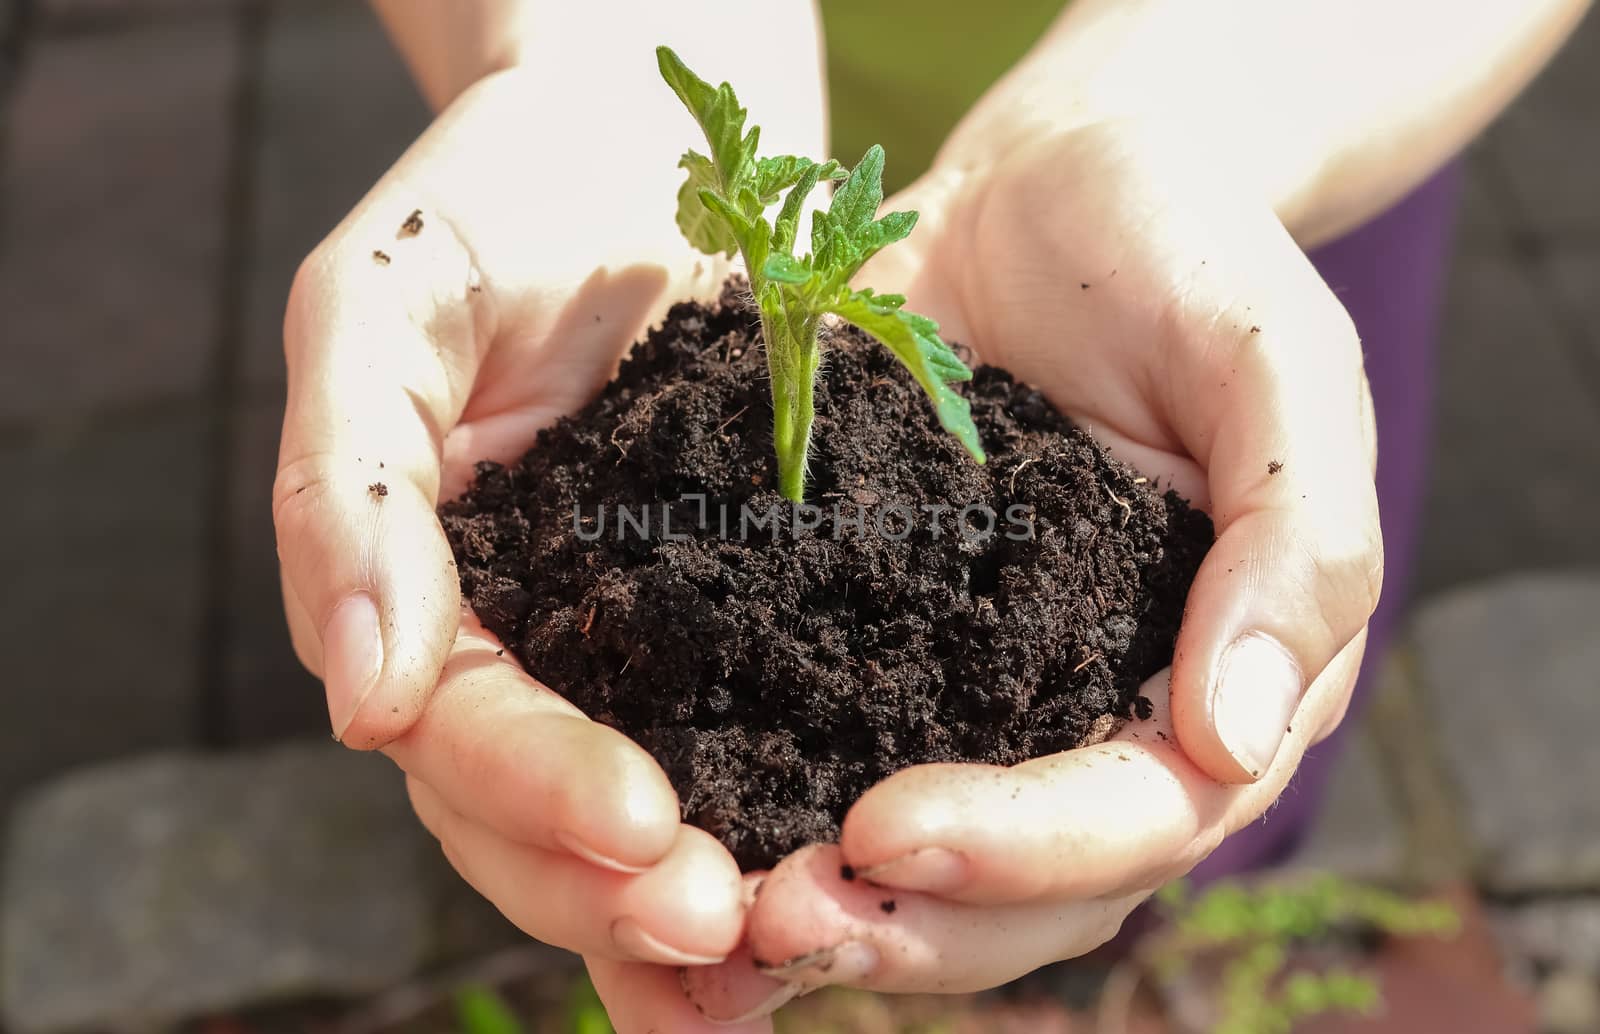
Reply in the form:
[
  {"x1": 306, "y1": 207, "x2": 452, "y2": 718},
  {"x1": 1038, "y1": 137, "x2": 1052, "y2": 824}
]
[
  {"x1": 455, "y1": 984, "x2": 526, "y2": 1034},
  {"x1": 453, "y1": 978, "x2": 614, "y2": 1034},
  {"x1": 1147, "y1": 875, "x2": 1460, "y2": 1034},
  {"x1": 563, "y1": 977, "x2": 616, "y2": 1034}
]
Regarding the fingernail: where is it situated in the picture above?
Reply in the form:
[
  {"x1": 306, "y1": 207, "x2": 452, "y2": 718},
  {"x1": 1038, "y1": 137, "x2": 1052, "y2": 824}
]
[
  {"x1": 683, "y1": 968, "x2": 802, "y2": 1025},
  {"x1": 1211, "y1": 632, "x2": 1304, "y2": 779},
  {"x1": 556, "y1": 830, "x2": 650, "y2": 874},
  {"x1": 610, "y1": 916, "x2": 726, "y2": 966},
  {"x1": 856, "y1": 847, "x2": 969, "y2": 894},
  {"x1": 325, "y1": 591, "x2": 384, "y2": 742},
  {"x1": 757, "y1": 940, "x2": 880, "y2": 984}
]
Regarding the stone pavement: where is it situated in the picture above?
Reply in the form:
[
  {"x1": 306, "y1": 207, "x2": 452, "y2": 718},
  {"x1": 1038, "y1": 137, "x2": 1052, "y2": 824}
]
[{"x1": 0, "y1": 0, "x2": 1596, "y2": 1030}]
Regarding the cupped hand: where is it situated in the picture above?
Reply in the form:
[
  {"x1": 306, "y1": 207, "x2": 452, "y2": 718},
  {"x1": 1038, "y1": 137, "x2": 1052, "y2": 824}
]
[
  {"x1": 684, "y1": 119, "x2": 1383, "y2": 1018},
  {"x1": 270, "y1": 63, "x2": 775, "y2": 994}
]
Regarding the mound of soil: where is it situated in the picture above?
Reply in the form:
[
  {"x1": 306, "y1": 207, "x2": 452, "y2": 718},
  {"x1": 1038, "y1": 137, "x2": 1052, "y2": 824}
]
[{"x1": 441, "y1": 282, "x2": 1212, "y2": 870}]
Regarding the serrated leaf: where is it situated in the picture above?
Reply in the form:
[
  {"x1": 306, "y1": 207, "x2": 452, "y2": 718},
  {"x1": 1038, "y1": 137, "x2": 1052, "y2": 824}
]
[
  {"x1": 656, "y1": 47, "x2": 757, "y2": 192},
  {"x1": 829, "y1": 292, "x2": 985, "y2": 463},
  {"x1": 841, "y1": 209, "x2": 918, "y2": 280},
  {"x1": 754, "y1": 156, "x2": 843, "y2": 203},
  {"x1": 860, "y1": 210, "x2": 917, "y2": 251},
  {"x1": 829, "y1": 144, "x2": 886, "y2": 234},
  {"x1": 773, "y1": 162, "x2": 825, "y2": 255},
  {"x1": 675, "y1": 151, "x2": 736, "y2": 256},
  {"x1": 699, "y1": 188, "x2": 770, "y2": 276},
  {"x1": 762, "y1": 253, "x2": 812, "y2": 284}
]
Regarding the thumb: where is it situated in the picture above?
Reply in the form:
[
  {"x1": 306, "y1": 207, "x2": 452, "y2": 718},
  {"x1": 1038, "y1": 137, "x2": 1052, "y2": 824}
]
[
  {"x1": 1164, "y1": 208, "x2": 1381, "y2": 785},
  {"x1": 272, "y1": 197, "x2": 485, "y2": 749}
]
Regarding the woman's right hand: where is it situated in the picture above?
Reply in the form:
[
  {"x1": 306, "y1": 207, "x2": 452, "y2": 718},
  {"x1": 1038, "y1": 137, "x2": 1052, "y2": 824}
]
[{"x1": 271, "y1": 60, "x2": 758, "y2": 998}]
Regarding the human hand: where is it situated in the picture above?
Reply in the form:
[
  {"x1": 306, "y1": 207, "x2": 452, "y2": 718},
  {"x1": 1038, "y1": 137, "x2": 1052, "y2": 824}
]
[
  {"x1": 682, "y1": 118, "x2": 1382, "y2": 1018},
  {"x1": 270, "y1": 63, "x2": 777, "y2": 986}
]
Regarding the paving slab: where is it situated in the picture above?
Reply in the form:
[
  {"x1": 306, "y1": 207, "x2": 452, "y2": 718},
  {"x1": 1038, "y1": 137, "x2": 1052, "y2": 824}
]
[
  {"x1": 0, "y1": 13, "x2": 233, "y2": 426},
  {"x1": 242, "y1": 0, "x2": 428, "y2": 391},
  {"x1": 1281, "y1": 728, "x2": 1406, "y2": 883},
  {"x1": 1490, "y1": 897, "x2": 1600, "y2": 977},
  {"x1": 1544, "y1": 246, "x2": 1600, "y2": 400},
  {"x1": 1411, "y1": 572, "x2": 1600, "y2": 893},
  {"x1": 0, "y1": 742, "x2": 431, "y2": 1033},
  {"x1": 0, "y1": 409, "x2": 206, "y2": 816},
  {"x1": 1415, "y1": 245, "x2": 1600, "y2": 596},
  {"x1": 1479, "y1": 9, "x2": 1600, "y2": 239},
  {"x1": 220, "y1": 393, "x2": 327, "y2": 742}
]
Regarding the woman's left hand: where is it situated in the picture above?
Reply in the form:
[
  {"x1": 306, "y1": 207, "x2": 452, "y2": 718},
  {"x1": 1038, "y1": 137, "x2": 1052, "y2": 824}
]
[{"x1": 677, "y1": 117, "x2": 1382, "y2": 1021}]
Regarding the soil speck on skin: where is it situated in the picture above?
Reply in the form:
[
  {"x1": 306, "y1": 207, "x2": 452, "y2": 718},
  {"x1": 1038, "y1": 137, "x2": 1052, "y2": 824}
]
[
  {"x1": 496, "y1": 649, "x2": 504, "y2": 657},
  {"x1": 442, "y1": 282, "x2": 1212, "y2": 870},
  {"x1": 372, "y1": 249, "x2": 390, "y2": 266},
  {"x1": 1250, "y1": 325, "x2": 1261, "y2": 334},
  {"x1": 1268, "y1": 460, "x2": 1284, "y2": 475},
  {"x1": 1080, "y1": 282, "x2": 1090, "y2": 290},
  {"x1": 400, "y1": 209, "x2": 423, "y2": 236},
  {"x1": 881, "y1": 900, "x2": 897, "y2": 914},
  {"x1": 1133, "y1": 696, "x2": 1154, "y2": 720},
  {"x1": 840, "y1": 865, "x2": 857, "y2": 883},
  {"x1": 368, "y1": 482, "x2": 388, "y2": 498}
]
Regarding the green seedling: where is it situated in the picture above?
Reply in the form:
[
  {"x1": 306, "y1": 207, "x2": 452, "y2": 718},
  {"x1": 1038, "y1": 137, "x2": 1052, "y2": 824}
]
[
  {"x1": 657, "y1": 46, "x2": 986, "y2": 502},
  {"x1": 1099, "y1": 875, "x2": 1461, "y2": 1034}
]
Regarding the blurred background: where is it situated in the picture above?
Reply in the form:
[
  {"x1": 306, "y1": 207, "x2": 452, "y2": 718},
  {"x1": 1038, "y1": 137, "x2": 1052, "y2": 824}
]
[{"x1": 0, "y1": 1, "x2": 1596, "y2": 1032}]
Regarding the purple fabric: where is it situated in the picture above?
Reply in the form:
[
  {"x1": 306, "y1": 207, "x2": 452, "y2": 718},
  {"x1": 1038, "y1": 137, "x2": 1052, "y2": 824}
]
[{"x1": 1189, "y1": 165, "x2": 1462, "y2": 882}]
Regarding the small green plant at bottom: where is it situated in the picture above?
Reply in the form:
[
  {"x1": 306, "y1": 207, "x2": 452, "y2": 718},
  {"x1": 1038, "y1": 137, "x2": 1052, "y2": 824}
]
[
  {"x1": 1101, "y1": 874, "x2": 1460, "y2": 1034},
  {"x1": 657, "y1": 46, "x2": 986, "y2": 502},
  {"x1": 562, "y1": 976, "x2": 617, "y2": 1034},
  {"x1": 452, "y1": 976, "x2": 615, "y2": 1034},
  {"x1": 454, "y1": 983, "x2": 526, "y2": 1034}
]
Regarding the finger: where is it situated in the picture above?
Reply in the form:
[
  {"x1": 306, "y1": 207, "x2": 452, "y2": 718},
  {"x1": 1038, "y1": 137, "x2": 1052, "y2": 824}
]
[
  {"x1": 273, "y1": 190, "x2": 487, "y2": 749},
  {"x1": 678, "y1": 875, "x2": 803, "y2": 1024},
  {"x1": 1157, "y1": 193, "x2": 1381, "y2": 785},
  {"x1": 678, "y1": 944, "x2": 801, "y2": 1027},
  {"x1": 683, "y1": 845, "x2": 1143, "y2": 1014},
  {"x1": 385, "y1": 616, "x2": 680, "y2": 870},
  {"x1": 840, "y1": 643, "x2": 1363, "y2": 905},
  {"x1": 588, "y1": 955, "x2": 774, "y2": 1034},
  {"x1": 409, "y1": 778, "x2": 743, "y2": 965}
]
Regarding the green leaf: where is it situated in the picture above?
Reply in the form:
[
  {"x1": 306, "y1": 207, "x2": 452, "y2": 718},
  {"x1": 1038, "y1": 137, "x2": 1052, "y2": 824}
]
[
  {"x1": 656, "y1": 47, "x2": 757, "y2": 192},
  {"x1": 772, "y1": 167, "x2": 819, "y2": 256},
  {"x1": 763, "y1": 253, "x2": 811, "y2": 284},
  {"x1": 675, "y1": 151, "x2": 736, "y2": 257},
  {"x1": 564, "y1": 976, "x2": 617, "y2": 1034},
  {"x1": 829, "y1": 144, "x2": 886, "y2": 235},
  {"x1": 753, "y1": 156, "x2": 843, "y2": 203},
  {"x1": 843, "y1": 209, "x2": 918, "y2": 278},
  {"x1": 771, "y1": 160, "x2": 841, "y2": 256},
  {"x1": 453, "y1": 985, "x2": 525, "y2": 1034},
  {"x1": 699, "y1": 188, "x2": 770, "y2": 277},
  {"x1": 828, "y1": 291, "x2": 985, "y2": 463}
]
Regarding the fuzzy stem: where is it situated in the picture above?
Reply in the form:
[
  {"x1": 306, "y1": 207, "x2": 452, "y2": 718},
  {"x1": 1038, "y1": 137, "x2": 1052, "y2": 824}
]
[{"x1": 761, "y1": 303, "x2": 817, "y2": 503}]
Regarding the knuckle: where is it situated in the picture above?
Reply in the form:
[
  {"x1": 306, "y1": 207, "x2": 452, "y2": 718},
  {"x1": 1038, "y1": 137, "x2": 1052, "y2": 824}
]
[
  {"x1": 1311, "y1": 523, "x2": 1384, "y2": 635},
  {"x1": 270, "y1": 450, "x2": 335, "y2": 546},
  {"x1": 284, "y1": 246, "x2": 336, "y2": 361}
]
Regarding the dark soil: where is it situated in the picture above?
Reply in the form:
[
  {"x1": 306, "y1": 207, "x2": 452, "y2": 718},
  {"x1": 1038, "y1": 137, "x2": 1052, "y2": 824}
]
[{"x1": 441, "y1": 281, "x2": 1212, "y2": 870}]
